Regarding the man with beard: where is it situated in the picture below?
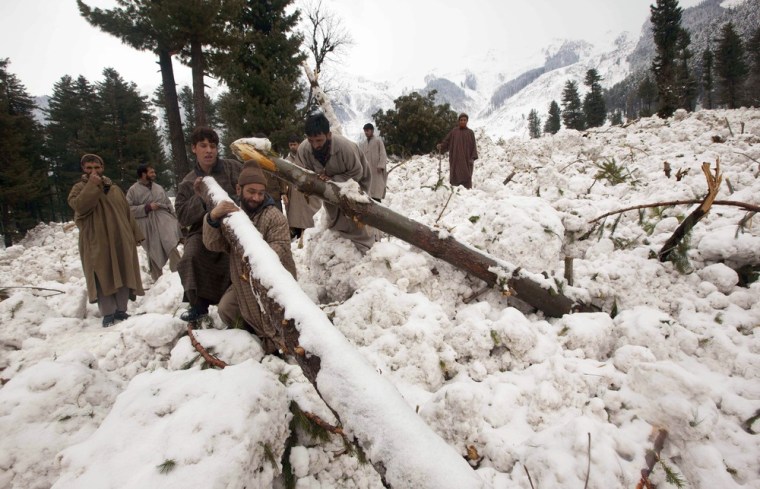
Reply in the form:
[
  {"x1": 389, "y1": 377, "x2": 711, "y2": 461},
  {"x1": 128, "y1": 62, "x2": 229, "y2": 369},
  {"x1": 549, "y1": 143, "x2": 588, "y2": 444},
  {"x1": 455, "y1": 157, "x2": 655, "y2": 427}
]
[
  {"x1": 202, "y1": 160, "x2": 296, "y2": 353},
  {"x1": 295, "y1": 112, "x2": 374, "y2": 252},
  {"x1": 126, "y1": 164, "x2": 182, "y2": 281},
  {"x1": 68, "y1": 153, "x2": 144, "y2": 327},
  {"x1": 437, "y1": 113, "x2": 479, "y2": 189},
  {"x1": 175, "y1": 127, "x2": 242, "y2": 322}
]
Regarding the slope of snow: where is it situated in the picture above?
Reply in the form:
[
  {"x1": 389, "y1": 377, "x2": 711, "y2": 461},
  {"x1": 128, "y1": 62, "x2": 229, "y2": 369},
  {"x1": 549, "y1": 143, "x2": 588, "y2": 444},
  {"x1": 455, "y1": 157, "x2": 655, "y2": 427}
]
[{"x1": 1, "y1": 108, "x2": 759, "y2": 488}]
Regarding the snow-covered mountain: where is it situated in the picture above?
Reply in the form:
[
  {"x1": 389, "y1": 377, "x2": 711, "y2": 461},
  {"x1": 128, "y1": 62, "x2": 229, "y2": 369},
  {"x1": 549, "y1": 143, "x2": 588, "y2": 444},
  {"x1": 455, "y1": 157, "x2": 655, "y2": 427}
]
[
  {"x1": 329, "y1": 26, "x2": 637, "y2": 141},
  {"x1": 330, "y1": 0, "x2": 758, "y2": 141}
]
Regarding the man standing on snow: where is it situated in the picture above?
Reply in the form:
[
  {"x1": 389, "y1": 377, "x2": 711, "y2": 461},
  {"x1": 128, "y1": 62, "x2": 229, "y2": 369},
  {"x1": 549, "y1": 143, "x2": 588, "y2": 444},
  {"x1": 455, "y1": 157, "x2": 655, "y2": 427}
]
[
  {"x1": 295, "y1": 112, "x2": 374, "y2": 252},
  {"x1": 359, "y1": 123, "x2": 388, "y2": 203},
  {"x1": 126, "y1": 164, "x2": 182, "y2": 281},
  {"x1": 203, "y1": 160, "x2": 296, "y2": 353},
  {"x1": 68, "y1": 153, "x2": 144, "y2": 327},
  {"x1": 284, "y1": 134, "x2": 321, "y2": 241},
  {"x1": 437, "y1": 113, "x2": 479, "y2": 189},
  {"x1": 175, "y1": 127, "x2": 242, "y2": 322}
]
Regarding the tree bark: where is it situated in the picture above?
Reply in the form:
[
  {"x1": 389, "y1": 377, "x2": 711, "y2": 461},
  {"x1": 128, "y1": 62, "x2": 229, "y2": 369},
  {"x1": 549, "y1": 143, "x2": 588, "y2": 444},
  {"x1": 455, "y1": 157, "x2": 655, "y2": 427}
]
[
  {"x1": 191, "y1": 38, "x2": 207, "y2": 127},
  {"x1": 158, "y1": 46, "x2": 189, "y2": 184},
  {"x1": 231, "y1": 141, "x2": 581, "y2": 317}
]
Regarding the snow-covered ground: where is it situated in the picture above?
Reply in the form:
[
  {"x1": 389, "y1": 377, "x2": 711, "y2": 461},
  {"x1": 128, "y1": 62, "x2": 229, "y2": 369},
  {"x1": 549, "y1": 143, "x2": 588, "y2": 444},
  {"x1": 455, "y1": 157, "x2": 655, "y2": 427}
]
[{"x1": 1, "y1": 108, "x2": 759, "y2": 488}]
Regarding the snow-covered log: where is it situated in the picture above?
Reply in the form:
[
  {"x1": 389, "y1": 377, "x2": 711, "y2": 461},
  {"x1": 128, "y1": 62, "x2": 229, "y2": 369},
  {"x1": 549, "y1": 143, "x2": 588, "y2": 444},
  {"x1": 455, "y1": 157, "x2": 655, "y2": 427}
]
[
  {"x1": 199, "y1": 177, "x2": 486, "y2": 489},
  {"x1": 231, "y1": 141, "x2": 581, "y2": 318}
]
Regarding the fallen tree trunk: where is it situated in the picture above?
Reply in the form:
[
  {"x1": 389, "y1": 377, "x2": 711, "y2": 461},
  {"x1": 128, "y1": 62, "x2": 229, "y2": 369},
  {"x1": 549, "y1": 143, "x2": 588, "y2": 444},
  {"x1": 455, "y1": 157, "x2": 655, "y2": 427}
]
[
  {"x1": 200, "y1": 177, "x2": 486, "y2": 489},
  {"x1": 231, "y1": 140, "x2": 581, "y2": 318}
]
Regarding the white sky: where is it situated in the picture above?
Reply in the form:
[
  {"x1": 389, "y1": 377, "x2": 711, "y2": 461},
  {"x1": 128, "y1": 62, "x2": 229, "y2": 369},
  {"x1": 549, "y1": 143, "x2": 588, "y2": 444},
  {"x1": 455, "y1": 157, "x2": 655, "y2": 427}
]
[{"x1": 2, "y1": 0, "x2": 705, "y2": 97}]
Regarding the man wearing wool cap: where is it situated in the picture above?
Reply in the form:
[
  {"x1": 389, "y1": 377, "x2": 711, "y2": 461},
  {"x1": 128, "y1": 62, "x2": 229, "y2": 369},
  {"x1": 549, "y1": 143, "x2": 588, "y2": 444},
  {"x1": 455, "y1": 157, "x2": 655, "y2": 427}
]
[{"x1": 202, "y1": 160, "x2": 296, "y2": 353}]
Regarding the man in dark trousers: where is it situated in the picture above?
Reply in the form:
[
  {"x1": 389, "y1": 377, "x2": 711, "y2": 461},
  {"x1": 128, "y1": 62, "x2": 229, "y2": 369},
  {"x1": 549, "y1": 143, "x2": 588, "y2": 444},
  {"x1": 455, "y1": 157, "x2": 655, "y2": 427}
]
[
  {"x1": 175, "y1": 127, "x2": 242, "y2": 322},
  {"x1": 437, "y1": 113, "x2": 479, "y2": 189}
]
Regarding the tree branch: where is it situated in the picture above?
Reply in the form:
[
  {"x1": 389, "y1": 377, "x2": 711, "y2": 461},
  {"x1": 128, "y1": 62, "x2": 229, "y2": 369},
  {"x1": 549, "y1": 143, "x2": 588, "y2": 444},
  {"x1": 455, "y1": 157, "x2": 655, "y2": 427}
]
[{"x1": 186, "y1": 323, "x2": 228, "y2": 368}]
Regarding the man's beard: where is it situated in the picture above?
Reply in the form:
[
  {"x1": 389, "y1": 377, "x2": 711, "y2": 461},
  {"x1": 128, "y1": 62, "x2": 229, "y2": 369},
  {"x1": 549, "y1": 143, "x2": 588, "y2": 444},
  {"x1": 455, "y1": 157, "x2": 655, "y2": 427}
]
[
  {"x1": 311, "y1": 139, "x2": 331, "y2": 165},
  {"x1": 240, "y1": 197, "x2": 262, "y2": 214}
]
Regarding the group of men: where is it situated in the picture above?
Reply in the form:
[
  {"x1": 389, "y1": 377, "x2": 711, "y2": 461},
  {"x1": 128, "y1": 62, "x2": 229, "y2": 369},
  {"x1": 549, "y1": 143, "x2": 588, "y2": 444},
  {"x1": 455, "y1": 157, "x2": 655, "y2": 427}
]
[{"x1": 68, "y1": 112, "x2": 476, "y2": 349}]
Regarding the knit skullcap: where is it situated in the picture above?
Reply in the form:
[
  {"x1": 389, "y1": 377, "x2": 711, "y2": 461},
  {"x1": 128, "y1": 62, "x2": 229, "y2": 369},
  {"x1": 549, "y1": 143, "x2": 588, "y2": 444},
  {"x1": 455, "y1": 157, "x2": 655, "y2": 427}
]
[
  {"x1": 238, "y1": 160, "x2": 267, "y2": 187},
  {"x1": 80, "y1": 153, "x2": 104, "y2": 166}
]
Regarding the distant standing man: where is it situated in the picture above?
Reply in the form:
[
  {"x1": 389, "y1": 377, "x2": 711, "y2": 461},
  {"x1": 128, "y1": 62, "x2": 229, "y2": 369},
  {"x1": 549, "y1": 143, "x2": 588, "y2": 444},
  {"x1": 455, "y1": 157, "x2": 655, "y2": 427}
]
[
  {"x1": 359, "y1": 123, "x2": 388, "y2": 202},
  {"x1": 295, "y1": 113, "x2": 374, "y2": 252},
  {"x1": 175, "y1": 127, "x2": 242, "y2": 322},
  {"x1": 284, "y1": 134, "x2": 321, "y2": 241},
  {"x1": 437, "y1": 113, "x2": 479, "y2": 189},
  {"x1": 203, "y1": 160, "x2": 297, "y2": 353},
  {"x1": 68, "y1": 154, "x2": 144, "y2": 327},
  {"x1": 126, "y1": 164, "x2": 182, "y2": 281}
]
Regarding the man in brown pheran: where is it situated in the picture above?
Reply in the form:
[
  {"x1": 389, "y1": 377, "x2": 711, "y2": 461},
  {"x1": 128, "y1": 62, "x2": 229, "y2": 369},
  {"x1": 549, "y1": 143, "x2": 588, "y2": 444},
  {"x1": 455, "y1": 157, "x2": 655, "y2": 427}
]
[
  {"x1": 437, "y1": 113, "x2": 479, "y2": 189},
  {"x1": 68, "y1": 154, "x2": 144, "y2": 327}
]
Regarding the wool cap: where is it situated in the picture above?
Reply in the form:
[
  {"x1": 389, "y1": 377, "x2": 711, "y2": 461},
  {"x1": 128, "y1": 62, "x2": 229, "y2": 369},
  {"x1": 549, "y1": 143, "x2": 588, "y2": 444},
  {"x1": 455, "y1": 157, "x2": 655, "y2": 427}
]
[{"x1": 238, "y1": 160, "x2": 267, "y2": 187}]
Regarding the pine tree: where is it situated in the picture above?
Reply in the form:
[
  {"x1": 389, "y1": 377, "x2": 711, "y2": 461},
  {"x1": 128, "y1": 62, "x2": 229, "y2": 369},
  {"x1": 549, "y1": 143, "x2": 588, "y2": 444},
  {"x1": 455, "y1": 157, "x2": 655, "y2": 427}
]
[
  {"x1": 213, "y1": 0, "x2": 305, "y2": 154},
  {"x1": 178, "y1": 85, "x2": 220, "y2": 153},
  {"x1": 45, "y1": 75, "x2": 99, "y2": 221},
  {"x1": 93, "y1": 68, "x2": 166, "y2": 192},
  {"x1": 0, "y1": 59, "x2": 48, "y2": 246},
  {"x1": 715, "y1": 21, "x2": 748, "y2": 109},
  {"x1": 527, "y1": 109, "x2": 541, "y2": 138},
  {"x1": 583, "y1": 69, "x2": 606, "y2": 128},
  {"x1": 745, "y1": 27, "x2": 760, "y2": 106},
  {"x1": 638, "y1": 76, "x2": 658, "y2": 117},
  {"x1": 675, "y1": 29, "x2": 697, "y2": 111},
  {"x1": 702, "y1": 47, "x2": 715, "y2": 109},
  {"x1": 610, "y1": 110, "x2": 624, "y2": 126},
  {"x1": 373, "y1": 90, "x2": 457, "y2": 157},
  {"x1": 650, "y1": 0, "x2": 685, "y2": 118},
  {"x1": 543, "y1": 100, "x2": 561, "y2": 134},
  {"x1": 561, "y1": 80, "x2": 585, "y2": 131}
]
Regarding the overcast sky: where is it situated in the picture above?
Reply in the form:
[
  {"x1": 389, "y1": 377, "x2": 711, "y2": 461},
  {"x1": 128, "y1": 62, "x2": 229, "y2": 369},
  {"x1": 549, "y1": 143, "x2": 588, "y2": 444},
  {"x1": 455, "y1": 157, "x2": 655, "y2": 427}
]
[{"x1": 2, "y1": 0, "x2": 706, "y2": 97}]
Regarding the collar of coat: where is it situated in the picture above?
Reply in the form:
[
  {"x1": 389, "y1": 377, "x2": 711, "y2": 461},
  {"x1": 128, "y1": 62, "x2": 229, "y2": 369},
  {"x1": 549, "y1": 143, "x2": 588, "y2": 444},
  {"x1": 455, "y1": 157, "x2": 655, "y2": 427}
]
[
  {"x1": 243, "y1": 194, "x2": 277, "y2": 218},
  {"x1": 193, "y1": 158, "x2": 224, "y2": 177}
]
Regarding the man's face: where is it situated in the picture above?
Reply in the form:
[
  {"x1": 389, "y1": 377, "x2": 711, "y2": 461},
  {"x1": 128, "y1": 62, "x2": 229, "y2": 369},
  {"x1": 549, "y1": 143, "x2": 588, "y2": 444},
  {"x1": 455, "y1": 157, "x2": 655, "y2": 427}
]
[
  {"x1": 82, "y1": 160, "x2": 104, "y2": 177},
  {"x1": 144, "y1": 167, "x2": 157, "y2": 181},
  {"x1": 364, "y1": 128, "x2": 374, "y2": 139},
  {"x1": 192, "y1": 139, "x2": 219, "y2": 169},
  {"x1": 288, "y1": 142, "x2": 299, "y2": 154},
  {"x1": 307, "y1": 132, "x2": 330, "y2": 151},
  {"x1": 238, "y1": 183, "x2": 267, "y2": 213},
  {"x1": 458, "y1": 116, "x2": 468, "y2": 129}
]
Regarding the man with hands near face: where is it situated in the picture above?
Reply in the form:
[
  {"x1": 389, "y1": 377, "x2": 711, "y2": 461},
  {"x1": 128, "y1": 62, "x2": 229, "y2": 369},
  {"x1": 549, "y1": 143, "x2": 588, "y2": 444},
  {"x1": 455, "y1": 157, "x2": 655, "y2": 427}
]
[
  {"x1": 68, "y1": 153, "x2": 144, "y2": 327},
  {"x1": 202, "y1": 160, "x2": 296, "y2": 353}
]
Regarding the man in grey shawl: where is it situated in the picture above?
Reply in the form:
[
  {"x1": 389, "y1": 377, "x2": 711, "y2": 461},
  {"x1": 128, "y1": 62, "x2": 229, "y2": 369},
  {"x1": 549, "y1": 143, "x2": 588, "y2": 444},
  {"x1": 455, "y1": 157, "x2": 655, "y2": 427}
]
[
  {"x1": 126, "y1": 164, "x2": 182, "y2": 281},
  {"x1": 437, "y1": 113, "x2": 479, "y2": 189},
  {"x1": 295, "y1": 113, "x2": 374, "y2": 253}
]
